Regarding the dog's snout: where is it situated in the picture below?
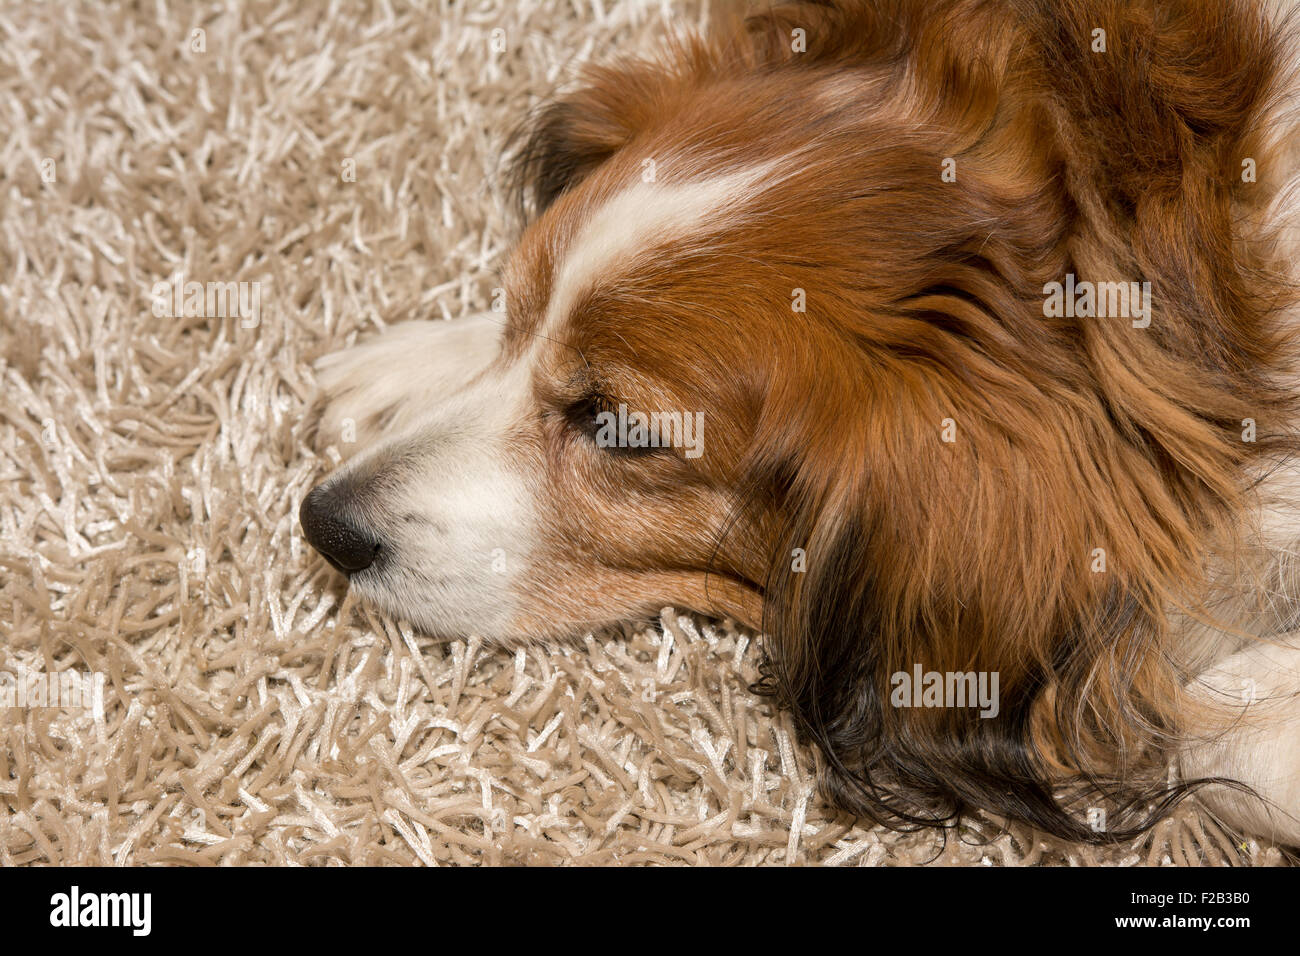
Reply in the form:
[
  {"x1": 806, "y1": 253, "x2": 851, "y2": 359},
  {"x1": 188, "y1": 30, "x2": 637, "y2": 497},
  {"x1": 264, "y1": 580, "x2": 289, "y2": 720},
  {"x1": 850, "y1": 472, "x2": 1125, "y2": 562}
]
[{"x1": 299, "y1": 485, "x2": 382, "y2": 574}]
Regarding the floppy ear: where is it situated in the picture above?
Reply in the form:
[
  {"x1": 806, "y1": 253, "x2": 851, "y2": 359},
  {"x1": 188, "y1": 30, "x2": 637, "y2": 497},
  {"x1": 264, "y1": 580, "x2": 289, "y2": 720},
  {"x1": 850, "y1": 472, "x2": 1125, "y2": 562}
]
[
  {"x1": 506, "y1": 0, "x2": 923, "y2": 220},
  {"x1": 742, "y1": 347, "x2": 1240, "y2": 843},
  {"x1": 508, "y1": 60, "x2": 680, "y2": 219},
  {"x1": 752, "y1": 468, "x2": 1224, "y2": 844},
  {"x1": 508, "y1": 98, "x2": 624, "y2": 218}
]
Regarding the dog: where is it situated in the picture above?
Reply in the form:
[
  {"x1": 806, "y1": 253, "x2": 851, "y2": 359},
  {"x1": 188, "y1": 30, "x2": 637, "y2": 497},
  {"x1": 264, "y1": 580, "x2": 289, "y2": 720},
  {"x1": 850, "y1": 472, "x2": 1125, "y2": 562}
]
[{"x1": 301, "y1": 0, "x2": 1300, "y2": 847}]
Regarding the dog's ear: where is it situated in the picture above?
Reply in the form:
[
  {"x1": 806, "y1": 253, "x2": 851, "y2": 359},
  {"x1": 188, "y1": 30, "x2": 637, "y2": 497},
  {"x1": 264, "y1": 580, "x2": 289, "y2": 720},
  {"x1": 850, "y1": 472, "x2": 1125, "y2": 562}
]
[
  {"x1": 745, "y1": 358, "x2": 1230, "y2": 843},
  {"x1": 508, "y1": 61, "x2": 675, "y2": 220},
  {"x1": 508, "y1": 97, "x2": 622, "y2": 219},
  {"x1": 506, "y1": 1, "x2": 922, "y2": 220},
  {"x1": 755, "y1": 483, "x2": 1217, "y2": 843}
]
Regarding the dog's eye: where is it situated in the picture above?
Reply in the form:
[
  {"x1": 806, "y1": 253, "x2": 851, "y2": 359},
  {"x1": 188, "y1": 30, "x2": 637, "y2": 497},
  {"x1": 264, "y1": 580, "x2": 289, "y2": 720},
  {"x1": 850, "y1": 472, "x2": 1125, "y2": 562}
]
[
  {"x1": 564, "y1": 392, "x2": 659, "y2": 457},
  {"x1": 566, "y1": 392, "x2": 612, "y2": 428}
]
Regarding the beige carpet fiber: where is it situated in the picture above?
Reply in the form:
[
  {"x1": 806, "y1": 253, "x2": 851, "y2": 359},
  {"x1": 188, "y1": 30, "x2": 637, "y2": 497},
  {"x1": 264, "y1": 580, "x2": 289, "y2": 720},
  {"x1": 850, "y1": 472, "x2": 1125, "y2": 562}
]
[{"x1": 0, "y1": 0, "x2": 1290, "y2": 866}]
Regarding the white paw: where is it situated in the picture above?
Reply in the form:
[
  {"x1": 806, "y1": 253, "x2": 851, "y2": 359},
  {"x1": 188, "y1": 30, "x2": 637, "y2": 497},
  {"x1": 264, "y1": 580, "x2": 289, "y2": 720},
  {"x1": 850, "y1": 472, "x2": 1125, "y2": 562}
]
[
  {"x1": 1182, "y1": 640, "x2": 1300, "y2": 844},
  {"x1": 313, "y1": 313, "x2": 504, "y2": 455}
]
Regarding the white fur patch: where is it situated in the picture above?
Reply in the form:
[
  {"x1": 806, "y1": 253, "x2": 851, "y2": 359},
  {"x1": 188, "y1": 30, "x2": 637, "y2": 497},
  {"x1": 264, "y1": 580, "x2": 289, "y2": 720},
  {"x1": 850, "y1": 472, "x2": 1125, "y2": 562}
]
[{"x1": 541, "y1": 164, "x2": 780, "y2": 337}]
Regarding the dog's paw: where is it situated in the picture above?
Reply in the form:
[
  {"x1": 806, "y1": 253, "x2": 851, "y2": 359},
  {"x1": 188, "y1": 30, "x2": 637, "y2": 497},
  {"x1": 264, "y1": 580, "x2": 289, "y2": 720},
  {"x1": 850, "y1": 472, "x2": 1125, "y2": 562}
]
[{"x1": 312, "y1": 313, "x2": 503, "y2": 455}]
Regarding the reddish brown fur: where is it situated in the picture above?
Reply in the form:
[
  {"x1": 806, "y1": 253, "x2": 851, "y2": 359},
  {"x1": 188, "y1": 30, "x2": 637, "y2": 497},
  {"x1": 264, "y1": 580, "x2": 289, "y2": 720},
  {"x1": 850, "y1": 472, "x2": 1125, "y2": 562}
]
[{"x1": 504, "y1": 0, "x2": 1300, "y2": 839}]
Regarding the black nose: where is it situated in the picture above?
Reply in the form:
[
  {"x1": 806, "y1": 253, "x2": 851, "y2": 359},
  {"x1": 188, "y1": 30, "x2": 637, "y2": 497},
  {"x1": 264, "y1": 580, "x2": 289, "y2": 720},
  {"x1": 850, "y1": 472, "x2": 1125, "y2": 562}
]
[{"x1": 299, "y1": 485, "x2": 382, "y2": 574}]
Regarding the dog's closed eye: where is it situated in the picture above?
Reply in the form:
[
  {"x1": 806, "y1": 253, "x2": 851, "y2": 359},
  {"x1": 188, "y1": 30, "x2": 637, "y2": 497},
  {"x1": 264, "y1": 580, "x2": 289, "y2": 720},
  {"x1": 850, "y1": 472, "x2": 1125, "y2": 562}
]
[{"x1": 563, "y1": 391, "x2": 661, "y2": 457}]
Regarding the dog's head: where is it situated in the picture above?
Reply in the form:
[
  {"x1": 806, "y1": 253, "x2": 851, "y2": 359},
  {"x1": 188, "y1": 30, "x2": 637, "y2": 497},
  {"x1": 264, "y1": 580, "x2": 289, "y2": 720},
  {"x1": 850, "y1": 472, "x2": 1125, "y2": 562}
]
[{"x1": 302, "y1": 0, "x2": 1298, "y2": 839}]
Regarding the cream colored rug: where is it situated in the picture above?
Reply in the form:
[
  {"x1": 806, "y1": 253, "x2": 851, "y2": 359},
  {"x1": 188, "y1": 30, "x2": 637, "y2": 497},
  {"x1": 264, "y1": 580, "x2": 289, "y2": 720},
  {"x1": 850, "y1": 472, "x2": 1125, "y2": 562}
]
[{"x1": 0, "y1": 0, "x2": 1288, "y2": 866}]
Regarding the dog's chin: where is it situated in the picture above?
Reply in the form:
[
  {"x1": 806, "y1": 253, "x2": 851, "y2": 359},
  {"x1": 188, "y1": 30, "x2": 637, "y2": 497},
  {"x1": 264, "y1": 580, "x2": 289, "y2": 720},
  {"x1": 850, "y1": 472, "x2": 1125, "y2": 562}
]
[
  {"x1": 339, "y1": 562, "x2": 515, "y2": 643},
  {"x1": 342, "y1": 559, "x2": 678, "y2": 646}
]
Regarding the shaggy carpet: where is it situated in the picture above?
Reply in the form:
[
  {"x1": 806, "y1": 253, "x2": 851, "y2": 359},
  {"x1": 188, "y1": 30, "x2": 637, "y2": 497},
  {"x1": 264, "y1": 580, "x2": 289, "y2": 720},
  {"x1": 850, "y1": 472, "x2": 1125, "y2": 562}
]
[{"x1": 0, "y1": 0, "x2": 1290, "y2": 866}]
